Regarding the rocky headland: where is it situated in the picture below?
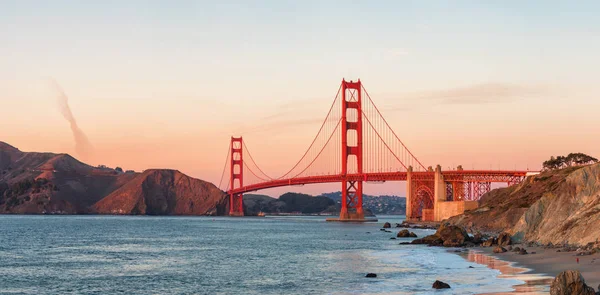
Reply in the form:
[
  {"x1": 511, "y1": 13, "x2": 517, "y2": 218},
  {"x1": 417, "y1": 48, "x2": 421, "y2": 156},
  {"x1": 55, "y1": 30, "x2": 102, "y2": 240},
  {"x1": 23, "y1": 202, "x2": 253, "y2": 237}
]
[
  {"x1": 0, "y1": 142, "x2": 227, "y2": 215},
  {"x1": 447, "y1": 162, "x2": 600, "y2": 247}
]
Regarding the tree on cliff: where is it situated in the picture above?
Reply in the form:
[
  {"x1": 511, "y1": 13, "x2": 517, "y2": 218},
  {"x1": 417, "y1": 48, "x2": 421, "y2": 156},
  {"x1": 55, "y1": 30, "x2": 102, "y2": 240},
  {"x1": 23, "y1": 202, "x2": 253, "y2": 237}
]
[{"x1": 543, "y1": 153, "x2": 598, "y2": 170}]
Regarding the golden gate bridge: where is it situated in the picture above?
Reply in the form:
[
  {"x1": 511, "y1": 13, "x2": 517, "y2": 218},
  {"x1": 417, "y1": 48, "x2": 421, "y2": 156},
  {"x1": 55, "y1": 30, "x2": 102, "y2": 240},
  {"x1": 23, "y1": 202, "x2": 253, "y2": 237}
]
[{"x1": 218, "y1": 79, "x2": 528, "y2": 221}]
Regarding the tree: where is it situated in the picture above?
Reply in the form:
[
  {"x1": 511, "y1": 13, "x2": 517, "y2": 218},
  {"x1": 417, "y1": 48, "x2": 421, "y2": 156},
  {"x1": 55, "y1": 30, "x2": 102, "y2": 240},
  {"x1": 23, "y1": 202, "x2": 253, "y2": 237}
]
[
  {"x1": 115, "y1": 167, "x2": 123, "y2": 173},
  {"x1": 543, "y1": 153, "x2": 598, "y2": 171}
]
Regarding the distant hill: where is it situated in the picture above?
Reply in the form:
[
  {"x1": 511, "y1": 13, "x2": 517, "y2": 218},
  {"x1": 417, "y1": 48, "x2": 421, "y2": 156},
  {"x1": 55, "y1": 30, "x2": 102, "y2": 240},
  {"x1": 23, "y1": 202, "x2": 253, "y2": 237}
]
[
  {"x1": 243, "y1": 191, "x2": 400, "y2": 216},
  {"x1": 319, "y1": 192, "x2": 406, "y2": 215},
  {"x1": 243, "y1": 192, "x2": 336, "y2": 215},
  {"x1": 0, "y1": 141, "x2": 227, "y2": 215}
]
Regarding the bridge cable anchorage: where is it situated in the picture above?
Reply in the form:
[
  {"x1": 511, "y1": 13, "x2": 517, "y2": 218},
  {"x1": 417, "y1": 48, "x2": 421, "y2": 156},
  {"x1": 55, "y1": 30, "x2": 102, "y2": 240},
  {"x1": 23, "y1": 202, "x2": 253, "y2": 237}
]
[
  {"x1": 361, "y1": 85, "x2": 427, "y2": 171},
  {"x1": 218, "y1": 141, "x2": 232, "y2": 191}
]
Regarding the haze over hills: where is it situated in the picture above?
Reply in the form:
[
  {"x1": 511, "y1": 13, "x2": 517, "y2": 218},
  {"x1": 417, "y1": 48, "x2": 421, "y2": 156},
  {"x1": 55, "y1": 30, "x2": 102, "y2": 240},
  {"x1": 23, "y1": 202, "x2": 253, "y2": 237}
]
[
  {"x1": 0, "y1": 142, "x2": 227, "y2": 215},
  {"x1": 243, "y1": 191, "x2": 404, "y2": 216}
]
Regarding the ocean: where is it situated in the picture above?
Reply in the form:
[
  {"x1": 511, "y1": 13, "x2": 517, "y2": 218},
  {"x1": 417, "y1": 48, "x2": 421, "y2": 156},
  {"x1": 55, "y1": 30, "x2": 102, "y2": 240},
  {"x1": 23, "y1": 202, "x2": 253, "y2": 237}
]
[{"x1": 0, "y1": 215, "x2": 531, "y2": 294}]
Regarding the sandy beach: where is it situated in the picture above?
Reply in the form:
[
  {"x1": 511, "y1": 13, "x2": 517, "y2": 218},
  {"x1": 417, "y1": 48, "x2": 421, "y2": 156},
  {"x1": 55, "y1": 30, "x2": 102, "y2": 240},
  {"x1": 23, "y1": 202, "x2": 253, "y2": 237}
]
[{"x1": 472, "y1": 245, "x2": 600, "y2": 292}]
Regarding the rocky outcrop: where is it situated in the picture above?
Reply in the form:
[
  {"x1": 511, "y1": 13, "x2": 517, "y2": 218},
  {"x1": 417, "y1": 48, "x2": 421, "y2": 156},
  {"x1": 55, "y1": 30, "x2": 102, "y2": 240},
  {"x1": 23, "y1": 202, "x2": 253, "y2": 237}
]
[
  {"x1": 432, "y1": 280, "x2": 451, "y2": 289},
  {"x1": 550, "y1": 270, "x2": 596, "y2": 295},
  {"x1": 0, "y1": 142, "x2": 228, "y2": 216},
  {"x1": 397, "y1": 229, "x2": 418, "y2": 238},
  {"x1": 93, "y1": 169, "x2": 227, "y2": 215},
  {"x1": 493, "y1": 246, "x2": 507, "y2": 253},
  {"x1": 447, "y1": 163, "x2": 600, "y2": 246},
  {"x1": 411, "y1": 223, "x2": 469, "y2": 247},
  {"x1": 497, "y1": 232, "x2": 512, "y2": 246}
]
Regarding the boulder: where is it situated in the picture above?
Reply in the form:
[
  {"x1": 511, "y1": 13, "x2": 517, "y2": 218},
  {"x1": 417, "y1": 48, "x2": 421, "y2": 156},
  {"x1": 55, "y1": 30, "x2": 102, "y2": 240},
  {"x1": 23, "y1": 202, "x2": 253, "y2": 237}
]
[
  {"x1": 365, "y1": 273, "x2": 377, "y2": 278},
  {"x1": 518, "y1": 248, "x2": 528, "y2": 255},
  {"x1": 513, "y1": 247, "x2": 521, "y2": 252},
  {"x1": 550, "y1": 270, "x2": 595, "y2": 295},
  {"x1": 497, "y1": 232, "x2": 512, "y2": 246},
  {"x1": 482, "y1": 238, "x2": 497, "y2": 247},
  {"x1": 411, "y1": 235, "x2": 443, "y2": 246},
  {"x1": 493, "y1": 246, "x2": 508, "y2": 253},
  {"x1": 397, "y1": 229, "x2": 411, "y2": 237},
  {"x1": 472, "y1": 233, "x2": 484, "y2": 244},
  {"x1": 397, "y1": 229, "x2": 418, "y2": 238},
  {"x1": 432, "y1": 280, "x2": 451, "y2": 289},
  {"x1": 437, "y1": 223, "x2": 469, "y2": 247},
  {"x1": 383, "y1": 222, "x2": 391, "y2": 228}
]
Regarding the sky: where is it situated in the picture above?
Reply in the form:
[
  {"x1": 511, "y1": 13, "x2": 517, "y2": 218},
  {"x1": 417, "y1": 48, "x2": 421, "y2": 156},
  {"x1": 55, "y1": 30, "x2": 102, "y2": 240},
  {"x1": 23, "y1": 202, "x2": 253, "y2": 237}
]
[{"x1": 1, "y1": 1, "x2": 599, "y2": 197}]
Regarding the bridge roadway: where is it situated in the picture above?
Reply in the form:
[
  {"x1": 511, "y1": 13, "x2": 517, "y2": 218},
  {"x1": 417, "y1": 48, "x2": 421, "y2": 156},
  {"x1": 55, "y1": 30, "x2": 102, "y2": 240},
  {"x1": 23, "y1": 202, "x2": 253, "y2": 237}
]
[{"x1": 228, "y1": 170, "x2": 529, "y2": 195}]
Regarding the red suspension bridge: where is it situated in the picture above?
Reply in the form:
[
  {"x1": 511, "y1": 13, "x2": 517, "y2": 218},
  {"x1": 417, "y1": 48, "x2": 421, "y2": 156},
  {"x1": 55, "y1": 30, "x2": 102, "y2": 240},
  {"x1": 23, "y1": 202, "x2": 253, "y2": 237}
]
[{"x1": 218, "y1": 79, "x2": 529, "y2": 221}]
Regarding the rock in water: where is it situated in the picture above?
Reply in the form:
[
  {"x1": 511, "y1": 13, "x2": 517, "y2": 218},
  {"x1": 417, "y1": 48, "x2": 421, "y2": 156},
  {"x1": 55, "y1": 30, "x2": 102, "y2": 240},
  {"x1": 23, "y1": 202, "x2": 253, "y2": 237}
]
[
  {"x1": 518, "y1": 248, "x2": 528, "y2": 255},
  {"x1": 497, "y1": 232, "x2": 512, "y2": 246},
  {"x1": 365, "y1": 273, "x2": 377, "y2": 278},
  {"x1": 493, "y1": 246, "x2": 508, "y2": 253},
  {"x1": 550, "y1": 270, "x2": 595, "y2": 295},
  {"x1": 383, "y1": 222, "x2": 391, "y2": 229},
  {"x1": 397, "y1": 229, "x2": 416, "y2": 238},
  {"x1": 432, "y1": 280, "x2": 451, "y2": 289}
]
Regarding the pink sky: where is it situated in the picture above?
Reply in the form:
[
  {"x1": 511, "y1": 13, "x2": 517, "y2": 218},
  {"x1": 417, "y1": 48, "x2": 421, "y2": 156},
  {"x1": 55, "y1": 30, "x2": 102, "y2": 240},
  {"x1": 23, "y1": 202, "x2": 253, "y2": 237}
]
[{"x1": 2, "y1": 2, "x2": 599, "y2": 196}]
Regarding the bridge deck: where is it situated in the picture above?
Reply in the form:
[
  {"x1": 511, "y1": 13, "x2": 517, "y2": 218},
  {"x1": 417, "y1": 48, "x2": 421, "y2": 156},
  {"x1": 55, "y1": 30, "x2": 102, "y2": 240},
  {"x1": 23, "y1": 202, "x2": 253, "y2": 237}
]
[{"x1": 228, "y1": 170, "x2": 529, "y2": 195}]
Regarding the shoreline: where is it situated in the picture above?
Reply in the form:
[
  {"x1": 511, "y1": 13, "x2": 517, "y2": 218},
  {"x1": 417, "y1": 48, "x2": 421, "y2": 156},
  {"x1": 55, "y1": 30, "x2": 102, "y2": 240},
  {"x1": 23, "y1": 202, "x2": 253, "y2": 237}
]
[
  {"x1": 476, "y1": 245, "x2": 600, "y2": 290},
  {"x1": 460, "y1": 245, "x2": 600, "y2": 294},
  {"x1": 462, "y1": 249, "x2": 553, "y2": 294}
]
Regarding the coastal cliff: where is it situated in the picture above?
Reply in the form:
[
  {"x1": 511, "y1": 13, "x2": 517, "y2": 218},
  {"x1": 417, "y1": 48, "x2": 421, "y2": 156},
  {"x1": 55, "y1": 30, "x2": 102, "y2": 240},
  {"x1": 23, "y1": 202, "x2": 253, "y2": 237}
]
[
  {"x1": 447, "y1": 163, "x2": 600, "y2": 246},
  {"x1": 93, "y1": 169, "x2": 227, "y2": 215},
  {"x1": 0, "y1": 142, "x2": 227, "y2": 215}
]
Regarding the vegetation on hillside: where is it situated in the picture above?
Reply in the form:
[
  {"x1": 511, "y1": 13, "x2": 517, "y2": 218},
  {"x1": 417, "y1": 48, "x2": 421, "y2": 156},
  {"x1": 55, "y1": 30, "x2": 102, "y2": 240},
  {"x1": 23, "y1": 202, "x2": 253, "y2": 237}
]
[{"x1": 542, "y1": 153, "x2": 598, "y2": 171}]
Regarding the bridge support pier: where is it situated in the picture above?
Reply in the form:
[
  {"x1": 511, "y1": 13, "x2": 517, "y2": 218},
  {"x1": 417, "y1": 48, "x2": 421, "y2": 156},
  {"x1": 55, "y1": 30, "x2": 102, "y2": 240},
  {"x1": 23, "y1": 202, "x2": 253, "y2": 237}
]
[
  {"x1": 328, "y1": 79, "x2": 375, "y2": 222},
  {"x1": 406, "y1": 166, "x2": 413, "y2": 220},
  {"x1": 229, "y1": 137, "x2": 244, "y2": 216}
]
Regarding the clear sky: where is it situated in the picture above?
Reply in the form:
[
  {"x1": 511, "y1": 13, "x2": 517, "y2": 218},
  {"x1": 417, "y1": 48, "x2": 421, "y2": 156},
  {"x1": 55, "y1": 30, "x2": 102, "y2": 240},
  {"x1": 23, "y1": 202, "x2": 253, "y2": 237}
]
[{"x1": 1, "y1": 1, "x2": 599, "y2": 196}]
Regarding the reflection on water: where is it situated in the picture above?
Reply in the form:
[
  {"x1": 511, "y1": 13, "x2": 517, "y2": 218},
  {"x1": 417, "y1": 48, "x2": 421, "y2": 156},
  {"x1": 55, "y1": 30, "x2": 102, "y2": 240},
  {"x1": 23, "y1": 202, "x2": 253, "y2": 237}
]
[{"x1": 466, "y1": 251, "x2": 553, "y2": 294}]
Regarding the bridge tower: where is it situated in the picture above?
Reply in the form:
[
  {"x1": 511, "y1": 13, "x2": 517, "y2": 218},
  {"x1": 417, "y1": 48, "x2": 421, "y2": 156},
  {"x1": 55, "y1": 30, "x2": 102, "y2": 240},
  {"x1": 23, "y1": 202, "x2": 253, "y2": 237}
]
[
  {"x1": 340, "y1": 79, "x2": 364, "y2": 220},
  {"x1": 229, "y1": 137, "x2": 244, "y2": 216}
]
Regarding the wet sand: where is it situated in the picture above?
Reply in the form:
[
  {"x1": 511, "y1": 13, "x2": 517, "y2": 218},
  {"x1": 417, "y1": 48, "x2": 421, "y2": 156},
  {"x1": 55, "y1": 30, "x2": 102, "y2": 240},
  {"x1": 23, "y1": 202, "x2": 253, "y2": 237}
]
[
  {"x1": 479, "y1": 245, "x2": 600, "y2": 289},
  {"x1": 464, "y1": 250, "x2": 553, "y2": 294},
  {"x1": 466, "y1": 245, "x2": 600, "y2": 294}
]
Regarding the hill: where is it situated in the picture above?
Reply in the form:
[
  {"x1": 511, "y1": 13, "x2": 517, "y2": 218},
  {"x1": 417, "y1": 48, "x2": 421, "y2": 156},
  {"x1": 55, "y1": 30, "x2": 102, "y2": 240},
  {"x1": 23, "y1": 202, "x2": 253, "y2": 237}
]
[
  {"x1": 0, "y1": 141, "x2": 227, "y2": 215},
  {"x1": 243, "y1": 192, "x2": 336, "y2": 215},
  {"x1": 93, "y1": 169, "x2": 227, "y2": 215},
  {"x1": 319, "y1": 192, "x2": 406, "y2": 215},
  {"x1": 447, "y1": 163, "x2": 600, "y2": 246}
]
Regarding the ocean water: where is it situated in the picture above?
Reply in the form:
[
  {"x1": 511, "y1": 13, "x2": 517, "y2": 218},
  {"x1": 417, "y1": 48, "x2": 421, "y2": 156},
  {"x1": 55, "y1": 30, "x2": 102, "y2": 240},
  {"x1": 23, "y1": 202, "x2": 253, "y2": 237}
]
[{"x1": 0, "y1": 215, "x2": 526, "y2": 294}]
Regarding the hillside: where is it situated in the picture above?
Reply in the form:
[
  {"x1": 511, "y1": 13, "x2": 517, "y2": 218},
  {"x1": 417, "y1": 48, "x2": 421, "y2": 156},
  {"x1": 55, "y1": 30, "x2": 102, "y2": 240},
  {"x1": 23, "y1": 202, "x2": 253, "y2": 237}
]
[
  {"x1": 447, "y1": 163, "x2": 600, "y2": 246},
  {"x1": 0, "y1": 141, "x2": 227, "y2": 215},
  {"x1": 243, "y1": 192, "x2": 336, "y2": 215},
  {"x1": 320, "y1": 192, "x2": 406, "y2": 215},
  {"x1": 93, "y1": 169, "x2": 227, "y2": 215}
]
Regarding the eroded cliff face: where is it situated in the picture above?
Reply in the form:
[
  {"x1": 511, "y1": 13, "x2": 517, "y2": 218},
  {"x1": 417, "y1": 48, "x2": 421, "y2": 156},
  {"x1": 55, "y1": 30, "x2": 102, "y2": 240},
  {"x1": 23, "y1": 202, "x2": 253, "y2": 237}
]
[
  {"x1": 92, "y1": 169, "x2": 228, "y2": 216},
  {"x1": 512, "y1": 164, "x2": 600, "y2": 245},
  {"x1": 1, "y1": 141, "x2": 228, "y2": 216},
  {"x1": 447, "y1": 163, "x2": 600, "y2": 246}
]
